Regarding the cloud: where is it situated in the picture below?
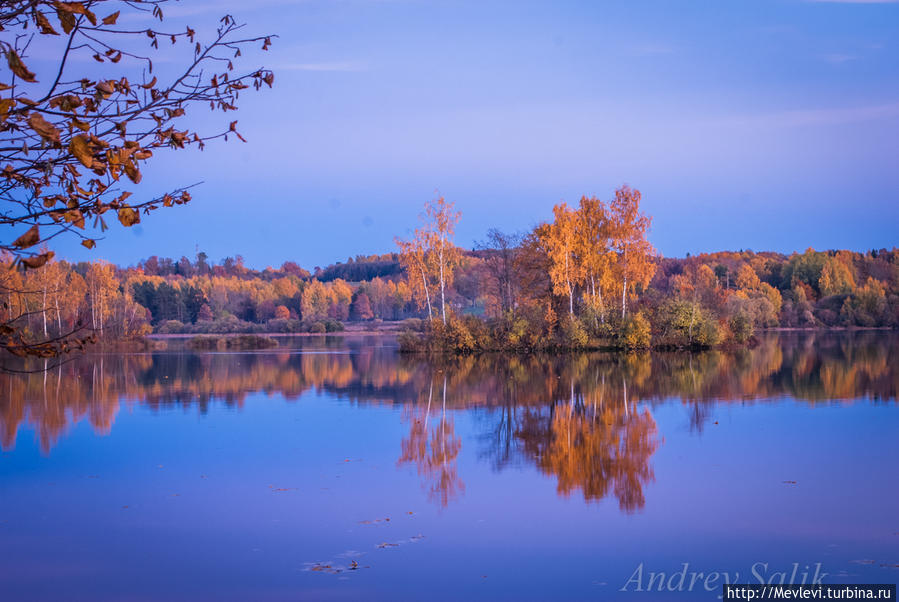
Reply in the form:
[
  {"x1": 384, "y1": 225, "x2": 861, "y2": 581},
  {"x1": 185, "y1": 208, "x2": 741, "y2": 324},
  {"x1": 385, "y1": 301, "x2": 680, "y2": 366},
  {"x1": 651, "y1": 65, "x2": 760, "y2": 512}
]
[
  {"x1": 713, "y1": 102, "x2": 899, "y2": 129},
  {"x1": 276, "y1": 61, "x2": 367, "y2": 72},
  {"x1": 821, "y1": 53, "x2": 858, "y2": 64}
]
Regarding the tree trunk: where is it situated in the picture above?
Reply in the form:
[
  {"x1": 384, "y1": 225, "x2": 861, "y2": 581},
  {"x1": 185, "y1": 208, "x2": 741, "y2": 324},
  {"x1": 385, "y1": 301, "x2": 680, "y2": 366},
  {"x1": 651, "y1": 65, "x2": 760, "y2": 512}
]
[
  {"x1": 439, "y1": 245, "x2": 446, "y2": 324},
  {"x1": 621, "y1": 246, "x2": 628, "y2": 319},
  {"x1": 41, "y1": 285, "x2": 47, "y2": 338},
  {"x1": 421, "y1": 270, "x2": 433, "y2": 321}
]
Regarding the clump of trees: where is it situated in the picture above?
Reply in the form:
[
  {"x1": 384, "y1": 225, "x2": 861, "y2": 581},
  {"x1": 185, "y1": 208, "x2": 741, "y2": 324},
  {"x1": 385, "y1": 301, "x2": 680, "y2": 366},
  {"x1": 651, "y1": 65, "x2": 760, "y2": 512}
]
[
  {"x1": 397, "y1": 188, "x2": 899, "y2": 354},
  {"x1": 401, "y1": 186, "x2": 670, "y2": 352}
]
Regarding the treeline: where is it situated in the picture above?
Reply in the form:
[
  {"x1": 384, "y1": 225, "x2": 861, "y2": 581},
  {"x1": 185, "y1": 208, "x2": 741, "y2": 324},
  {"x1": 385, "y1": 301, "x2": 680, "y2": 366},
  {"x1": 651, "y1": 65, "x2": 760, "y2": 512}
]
[
  {"x1": 0, "y1": 250, "x2": 425, "y2": 342},
  {"x1": 395, "y1": 188, "x2": 899, "y2": 352},
  {"x1": 2, "y1": 188, "x2": 896, "y2": 346}
]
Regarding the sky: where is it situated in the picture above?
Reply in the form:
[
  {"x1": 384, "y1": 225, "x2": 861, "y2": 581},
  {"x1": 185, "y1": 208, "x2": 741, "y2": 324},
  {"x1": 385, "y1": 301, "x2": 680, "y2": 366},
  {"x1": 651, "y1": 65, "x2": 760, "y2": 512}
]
[{"x1": 35, "y1": 0, "x2": 899, "y2": 270}]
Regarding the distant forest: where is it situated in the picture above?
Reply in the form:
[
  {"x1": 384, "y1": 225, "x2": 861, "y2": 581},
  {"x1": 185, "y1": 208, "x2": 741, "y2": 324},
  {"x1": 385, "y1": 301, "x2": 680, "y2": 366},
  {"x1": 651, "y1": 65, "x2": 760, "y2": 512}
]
[{"x1": 1, "y1": 244, "x2": 896, "y2": 341}]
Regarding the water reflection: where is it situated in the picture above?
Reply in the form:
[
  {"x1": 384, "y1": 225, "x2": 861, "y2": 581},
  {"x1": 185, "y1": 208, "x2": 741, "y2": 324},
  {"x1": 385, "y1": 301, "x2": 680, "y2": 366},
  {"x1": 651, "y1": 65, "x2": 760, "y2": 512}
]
[
  {"x1": 398, "y1": 376, "x2": 465, "y2": 508},
  {"x1": 1, "y1": 332, "x2": 896, "y2": 510}
]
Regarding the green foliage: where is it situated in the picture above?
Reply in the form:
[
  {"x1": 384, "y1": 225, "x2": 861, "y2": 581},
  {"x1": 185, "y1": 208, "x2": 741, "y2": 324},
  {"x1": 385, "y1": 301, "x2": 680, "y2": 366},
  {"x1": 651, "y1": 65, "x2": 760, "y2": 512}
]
[
  {"x1": 619, "y1": 312, "x2": 651, "y2": 349},
  {"x1": 559, "y1": 315, "x2": 590, "y2": 349},
  {"x1": 654, "y1": 300, "x2": 722, "y2": 348},
  {"x1": 728, "y1": 313, "x2": 754, "y2": 344}
]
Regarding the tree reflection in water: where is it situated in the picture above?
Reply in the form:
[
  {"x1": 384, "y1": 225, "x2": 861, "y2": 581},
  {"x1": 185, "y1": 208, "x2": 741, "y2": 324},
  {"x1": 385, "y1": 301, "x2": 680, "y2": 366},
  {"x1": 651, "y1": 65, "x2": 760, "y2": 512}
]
[
  {"x1": 397, "y1": 375, "x2": 465, "y2": 508},
  {"x1": 1, "y1": 332, "x2": 896, "y2": 509}
]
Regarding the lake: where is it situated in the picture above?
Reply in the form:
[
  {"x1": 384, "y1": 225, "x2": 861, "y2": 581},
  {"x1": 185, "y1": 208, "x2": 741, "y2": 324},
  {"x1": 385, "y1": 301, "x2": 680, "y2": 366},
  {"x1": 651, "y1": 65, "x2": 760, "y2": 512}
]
[{"x1": 1, "y1": 332, "x2": 897, "y2": 601}]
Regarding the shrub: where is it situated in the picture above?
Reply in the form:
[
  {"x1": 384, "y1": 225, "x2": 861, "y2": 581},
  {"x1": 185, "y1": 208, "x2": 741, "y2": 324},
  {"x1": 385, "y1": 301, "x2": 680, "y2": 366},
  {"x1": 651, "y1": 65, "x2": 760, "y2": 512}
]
[
  {"x1": 560, "y1": 314, "x2": 589, "y2": 349},
  {"x1": 728, "y1": 313, "x2": 753, "y2": 344},
  {"x1": 654, "y1": 300, "x2": 721, "y2": 348},
  {"x1": 401, "y1": 318, "x2": 424, "y2": 332},
  {"x1": 157, "y1": 320, "x2": 185, "y2": 334},
  {"x1": 620, "y1": 312, "x2": 651, "y2": 349},
  {"x1": 324, "y1": 319, "x2": 345, "y2": 332},
  {"x1": 398, "y1": 330, "x2": 424, "y2": 352},
  {"x1": 226, "y1": 334, "x2": 278, "y2": 350}
]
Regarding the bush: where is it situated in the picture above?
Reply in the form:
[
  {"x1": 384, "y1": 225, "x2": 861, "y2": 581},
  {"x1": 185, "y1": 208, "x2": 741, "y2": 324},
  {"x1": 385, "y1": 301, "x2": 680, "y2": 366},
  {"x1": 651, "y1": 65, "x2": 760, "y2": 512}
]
[
  {"x1": 619, "y1": 312, "x2": 651, "y2": 349},
  {"x1": 559, "y1": 314, "x2": 589, "y2": 349},
  {"x1": 728, "y1": 313, "x2": 753, "y2": 344},
  {"x1": 308, "y1": 321, "x2": 326, "y2": 333},
  {"x1": 324, "y1": 319, "x2": 345, "y2": 333},
  {"x1": 654, "y1": 300, "x2": 721, "y2": 348},
  {"x1": 226, "y1": 334, "x2": 278, "y2": 350},
  {"x1": 157, "y1": 320, "x2": 185, "y2": 334},
  {"x1": 398, "y1": 330, "x2": 424, "y2": 352},
  {"x1": 401, "y1": 318, "x2": 424, "y2": 332}
]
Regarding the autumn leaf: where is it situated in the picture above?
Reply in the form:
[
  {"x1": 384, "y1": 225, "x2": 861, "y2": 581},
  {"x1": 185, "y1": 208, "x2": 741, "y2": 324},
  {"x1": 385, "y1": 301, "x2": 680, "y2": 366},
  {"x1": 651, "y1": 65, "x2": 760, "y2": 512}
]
[
  {"x1": 81, "y1": 239, "x2": 96, "y2": 249},
  {"x1": 12, "y1": 225, "x2": 40, "y2": 249},
  {"x1": 28, "y1": 113, "x2": 61, "y2": 144},
  {"x1": 0, "y1": 98, "x2": 16, "y2": 121},
  {"x1": 33, "y1": 11, "x2": 60, "y2": 35},
  {"x1": 6, "y1": 50, "x2": 37, "y2": 83},
  {"x1": 56, "y1": 7, "x2": 76, "y2": 33},
  {"x1": 123, "y1": 160, "x2": 141, "y2": 184},
  {"x1": 118, "y1": 207, "x2": 140, "y2": 227},
  {"x1": 55, "y1": 2, "x2": 97, "y2": 25},
  {"x1": 102, "y1": 10, "x2": 120, "y2": 25},
  {"x1": 21, "y1": 251, "x2": 54, "y2": 270},
  {"x1": 69, "y1": 135, "x2": 93, "y2": 167}
]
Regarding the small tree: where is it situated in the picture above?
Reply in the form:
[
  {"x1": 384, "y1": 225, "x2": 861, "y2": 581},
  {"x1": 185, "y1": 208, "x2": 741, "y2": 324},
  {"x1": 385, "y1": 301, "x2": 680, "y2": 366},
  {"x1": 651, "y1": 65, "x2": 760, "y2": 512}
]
[{"x1": 350, "y1": 292, "x2": 374, "y2": 321}]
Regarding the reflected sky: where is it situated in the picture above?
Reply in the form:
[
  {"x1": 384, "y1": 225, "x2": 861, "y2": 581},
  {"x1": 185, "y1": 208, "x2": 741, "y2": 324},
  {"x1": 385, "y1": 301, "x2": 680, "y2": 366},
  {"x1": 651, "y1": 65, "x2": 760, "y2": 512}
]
[{"x1": 0, "y1": 333, "x2": 897, "y2": 600}]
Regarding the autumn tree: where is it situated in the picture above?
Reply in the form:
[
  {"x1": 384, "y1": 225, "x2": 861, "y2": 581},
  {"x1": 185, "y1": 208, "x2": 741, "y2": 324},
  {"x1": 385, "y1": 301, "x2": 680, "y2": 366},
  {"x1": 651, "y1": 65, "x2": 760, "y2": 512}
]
[
  {"x1": 576, "y1": 195, "x2": 614, "y2": 323},
  {"x1": 425, "y1": 197, "x2": 461, "y2": 324},
  {"x1": 608, "y1": 186, "x2": 656, "y2": 318},
  {"x1": 349, "y1": 292, "x2": 373, "y2": 321},
  {"x1": 396, "y1": 234, "x2": 434, "y2": 321},
  {"x1": 397, "y1": 197, "x2": 461, "y2": 324},
  {"x1": 540, "y1": 203, "x2": 582, "y2": 315},
  {"x1": 1, "y1": 0, "x2": 274, "y2": 356},
  {"x1": 476, "y1": 228, "x2": 521, "y2": 316}
]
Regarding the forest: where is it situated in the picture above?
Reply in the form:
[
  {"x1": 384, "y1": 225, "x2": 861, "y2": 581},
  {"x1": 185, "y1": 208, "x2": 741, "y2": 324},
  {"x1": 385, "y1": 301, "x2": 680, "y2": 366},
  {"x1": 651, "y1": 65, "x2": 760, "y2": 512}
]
[{"x1": 1, "y1": 187, "x2": 896, "y2": 351}]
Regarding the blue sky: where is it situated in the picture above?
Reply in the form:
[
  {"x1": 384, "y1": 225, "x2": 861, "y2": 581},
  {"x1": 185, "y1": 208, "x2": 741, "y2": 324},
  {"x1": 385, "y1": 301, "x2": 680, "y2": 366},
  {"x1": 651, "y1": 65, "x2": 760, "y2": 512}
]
[{"x1": 47, "y1": 0, "x2": 899, "y2": 269}]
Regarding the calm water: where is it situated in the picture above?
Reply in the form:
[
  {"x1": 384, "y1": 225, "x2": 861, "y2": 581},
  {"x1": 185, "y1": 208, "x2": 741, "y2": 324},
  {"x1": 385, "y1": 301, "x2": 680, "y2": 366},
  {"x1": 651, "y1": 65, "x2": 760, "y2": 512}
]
[{"x1": 1, "y1": 333, "x2": 897, "y2": 601}]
